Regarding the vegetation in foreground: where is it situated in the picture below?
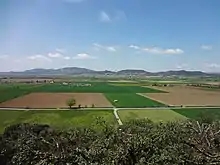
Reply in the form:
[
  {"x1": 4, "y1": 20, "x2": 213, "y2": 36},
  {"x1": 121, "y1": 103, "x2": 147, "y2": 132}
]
[{"x1": 1, "y1": 118, "x2": 220, "y2": 164}]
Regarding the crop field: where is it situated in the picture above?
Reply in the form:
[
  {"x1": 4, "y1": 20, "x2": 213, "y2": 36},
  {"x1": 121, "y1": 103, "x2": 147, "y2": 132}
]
[
  {"x1": 105, "y1": 93, "x2": 165, "y2": 108},
  {"x1": 4, "y1": 81, "x2": 220, "y2": 108},
  {"x1": 0, "y1": 93, "x2": 113, "y2": 108},
  {"x1": 33, "y1": 82, "x2": 164, "y2": 93},
  {"x1": 118, "y1": 109, "x2": 187, "y2": 122},
  {"x1": 173, "y1": 108, "x2": 220, "y2": 120},
  {"x1": 0, "y1": 110, "x2": 115, "y2": 133},
  {"x1": 0, "y1": 84, "x2": 42, "y2": 103},
  {"x1": 0, "y1": 82, "x2": 166, "y2": 108},
  {"x1": 142, "y1": 86, "x2": 220, "y2": 106}
]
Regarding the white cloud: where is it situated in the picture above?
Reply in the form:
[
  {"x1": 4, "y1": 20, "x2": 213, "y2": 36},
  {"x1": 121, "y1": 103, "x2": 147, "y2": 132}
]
[
  {"x1": 48, "y1": 52, "x2": 63, "y2": 58},
  {"x1": 93, "y1": 43, "x2": 117, "y2": 52},
  {"x1": 129, "y1": 44, "x2": 184, "y2": 55},
  {"x1": 99, "y1": 10, "x2": 126, "y2": 23},
  {"x1": 106, "y1": 46, "x2": 116, "y2": 52},
  {"x1": 73, "y1": 53, "x2": 96, "y2": 60},
  {"x1": 143, "y1": 47, "x2": 184, "y2": 55},
  {"x1": 47, "y1": 51, "x2": 70, "y2": 60},
  {"x1": 0, "y1": 55, "x2": 9, "y2": 59},
  {"x1": 129, "y1": 45, "x2": 140, "y2": 50},
  {"x1": 64, "y1": 56, "x2": 71, "y2": 60},
  {"x1": 201, "y1": 45, "x2": 212, "y2": 50},
  {"x1": 99, "y1": 11, "x2": 111, "y2": 22},
  {"x1": 206, "y1": 63, "x2": 220, "y2": 68},
  {"x1": 28, "y1": 55, "x2": 51, "y2": 61}
]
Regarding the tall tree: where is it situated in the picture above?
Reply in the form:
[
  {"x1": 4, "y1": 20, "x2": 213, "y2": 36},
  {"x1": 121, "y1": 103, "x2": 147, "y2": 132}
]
[{"x1": 66, "y1": 98, "x2": 76, "y2": 109}]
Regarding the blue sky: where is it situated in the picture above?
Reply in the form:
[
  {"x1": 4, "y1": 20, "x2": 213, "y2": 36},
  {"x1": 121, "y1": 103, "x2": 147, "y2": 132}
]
[{"x1": 0, "y1": 0, "x2": 220, "y2": 72}]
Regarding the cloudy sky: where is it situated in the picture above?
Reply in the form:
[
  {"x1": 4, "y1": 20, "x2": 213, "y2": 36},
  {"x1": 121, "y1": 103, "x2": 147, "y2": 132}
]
[{"x1": 0, "y1": 0, "x2": 220, "y2": 72}]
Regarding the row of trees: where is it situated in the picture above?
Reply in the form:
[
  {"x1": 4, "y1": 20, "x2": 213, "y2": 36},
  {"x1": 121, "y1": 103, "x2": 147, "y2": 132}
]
[
  {"x1": 66, "y1": 98, "x2": 95, "y2": 109},
  {"x1": 1, "y1": 117, "x2": 220, "y2": 164}
]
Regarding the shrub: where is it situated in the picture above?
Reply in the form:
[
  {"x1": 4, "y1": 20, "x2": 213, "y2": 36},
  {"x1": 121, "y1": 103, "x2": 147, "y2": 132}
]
[{"x1": 1, "y1": 119, "x2": 220, "y2": 164}]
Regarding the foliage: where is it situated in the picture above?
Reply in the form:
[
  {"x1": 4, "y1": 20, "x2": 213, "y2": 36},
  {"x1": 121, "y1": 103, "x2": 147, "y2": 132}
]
[
  {"x1": 66, "y1": 98, "x2": 76, "y2": 109},
  {"x1": 1, "y1": 119, "x2": 220, "y2": 164},
  {"x1": 92, "y1": 104, "x2": 95, "y2": 108}
]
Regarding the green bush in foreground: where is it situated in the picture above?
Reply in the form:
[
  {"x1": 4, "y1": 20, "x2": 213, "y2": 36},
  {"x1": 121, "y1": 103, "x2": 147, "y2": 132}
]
[{"x1": 1, "y1": 119, "x2": 220, "y2": 165}]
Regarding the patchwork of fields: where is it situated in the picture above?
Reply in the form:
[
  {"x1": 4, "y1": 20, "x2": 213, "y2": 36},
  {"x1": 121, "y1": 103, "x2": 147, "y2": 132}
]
[
  {"x1": 0, "y1": 110, "x2": 115, "y2": 132},
  {"x1": 1, "y1": 81, "x2": 220, "y2": 132},
  {"x1": 0, "y1": 82, "x2": 165, "y2": 108},
  {"x1": 1, "y1": 108, "x2": 220, "y2": 132}
]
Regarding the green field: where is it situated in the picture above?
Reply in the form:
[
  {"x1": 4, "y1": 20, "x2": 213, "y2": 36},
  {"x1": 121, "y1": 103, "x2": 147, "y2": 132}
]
[
  {"x1": 173, "y1": 108, "x2": 220, "y2": 120},
  {"x1": 118, "y1": 109, "x2": 187, "y2": 122},
  {"x1": 0, "y1": 84, "x2": 42, "y2": 103},
  {"x1": 0, "y1": 110, "x2": 115, "y2": 133},
  {"x1": 33, "y1": 82, "x2": 164, "y2": 93},
  {"x1": 1, "y1": 108, "x2": 220, "y2": 132},
  {"x1": 105, "y1": 93, "x2": 165, "y2": 108},
  {"x1": 0, "y1": 82, "x2": 166, "y2": 107}
]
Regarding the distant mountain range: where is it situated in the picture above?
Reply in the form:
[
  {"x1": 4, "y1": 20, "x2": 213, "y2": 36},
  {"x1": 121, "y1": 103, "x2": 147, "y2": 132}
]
[{"x1": 0, "y1": 67, "x2": 219, "y2": 77}]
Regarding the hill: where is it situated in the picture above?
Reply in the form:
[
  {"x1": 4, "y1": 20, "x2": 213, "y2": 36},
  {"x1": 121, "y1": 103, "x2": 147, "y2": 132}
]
[{"x1": 0, "y1": 67, "x2": 219, "y2": 77}]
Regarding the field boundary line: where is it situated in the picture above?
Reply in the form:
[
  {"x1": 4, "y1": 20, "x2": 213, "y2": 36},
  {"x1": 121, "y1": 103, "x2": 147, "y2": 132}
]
[{"x1": 137, "y1": 93, "x2": 168, "y2": 106}]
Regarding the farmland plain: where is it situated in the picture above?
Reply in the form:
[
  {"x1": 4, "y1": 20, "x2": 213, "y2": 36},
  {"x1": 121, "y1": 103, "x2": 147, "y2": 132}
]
[
  {"x1": 173, "y1": 108, "x2": 220, "y2": 120},
  {"x1": 105, "y1": 93, "x2": 165, "y2": 108},
  {"x1": 1, "y1": 80, "x2": 220, "y2": 131},
  {"x1": 0, "y1": 110, "x2": 115, "y2": 133},
  {"x1": 0, "y1": 82, "x2": 166, "y2": 108},
  {"x1": 142, "y1": 86, "x2": 220, "y2": 106},
  {"x1": 118, "y1": 109, "x2": 187, "y2": 122},
  {"x1": 0, "y1": 93, "x2": 113, "y2": 108},
  {"x1": 0, "y1": 84, "x2": 42, "y2": 103},
  {"x1": 32, "y1": 82, "x2": 165, "y2": 93}
]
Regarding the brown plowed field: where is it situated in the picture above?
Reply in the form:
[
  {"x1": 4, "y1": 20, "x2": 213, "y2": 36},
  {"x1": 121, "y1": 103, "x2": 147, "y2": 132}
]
[
  {"x1": 0, "y1": 93, "x2": 113, "y2": 108},
  {"x1": 140, "y1": 86, "x2": 220, "y2": 106}
]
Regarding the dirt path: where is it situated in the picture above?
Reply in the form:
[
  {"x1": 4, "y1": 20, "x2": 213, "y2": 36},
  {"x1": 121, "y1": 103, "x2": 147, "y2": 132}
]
[{"x1": 113, "y1": 108, "x2": 123, "y2": 125}]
